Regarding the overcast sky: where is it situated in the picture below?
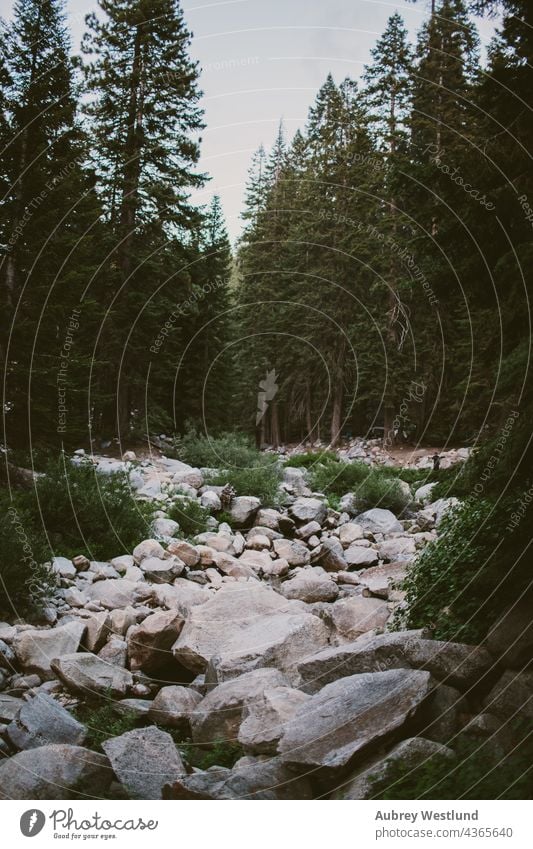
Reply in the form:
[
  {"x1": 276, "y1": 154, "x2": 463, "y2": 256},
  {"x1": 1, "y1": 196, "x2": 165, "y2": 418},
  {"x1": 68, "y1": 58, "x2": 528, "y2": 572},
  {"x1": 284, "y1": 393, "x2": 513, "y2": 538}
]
[{"x1": 11, "y1": 0, "x2": 497, "y2": 239}]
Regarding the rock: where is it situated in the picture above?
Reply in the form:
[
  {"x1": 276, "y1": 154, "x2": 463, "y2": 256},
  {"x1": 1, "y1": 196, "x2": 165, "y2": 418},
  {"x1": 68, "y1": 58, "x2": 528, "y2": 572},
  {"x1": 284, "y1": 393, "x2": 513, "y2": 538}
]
[
  {"x1": 229, "y1": 496, "x2": 261, "y2": 526},
  {"x1": 485, "y1": 596, "x2": 533, "y2": 669},
  {"x1": 200, "y1": 490, "x2": 222, "y2": 511},
  {"x1": 148, "y1": 685, "x2": 202, "y2": 733},
  {"x1": 289, "y1": 497, "x2": 327, "y2": 525},
  {"x1": 72, "y1": 554, "x2": 90, "y2": 571},
  {"x1": 344, "y1": 545, "x2": 379, "y2": 569},
  {"x1": 109, "y1": 606, "x2": 136, "y2": 636},
  {"x1": 377, "y1": 536, "x2": 416, "y2": 562},
  {"x1": 214, "y1": 553, "x2": 258, "y2": 581},
  {"x1": 190, "y1": 668, "x2": 287, "y2": 744},
  {"x1": 298, "y1": 631, "x2": 493, "y2": 693},
  {"x1": 355, "y1": 508, "x2": 403, "y2": 535},
  {"x1": 483, "y1": 670, "x2": 533, "y2": 720},
  {"x1": 272, "y1": 538, "x2": 310, "y2": 566},
  {"x1": 132, "y1": 539, "x2": 166, "y2": 564},
  {"x1": 102, "y1": 726, "x2": 185, "y2": 800},
  {"x1": 51, "y1": 653, "x2": 133, "y2": 698},
  {"x1": 172, "y1": 583, "x2": 298, "y2": 672},
  {"x1": 127, "y1": 610, "x2": 184, "y2": 674},
  {"x1": 112, "y1": 698, "x2": 153, "y2": 719},
  {"x1": 14, "y1": 621, "x2": 86, "y2": 679},
  {"x1": 139, "y1": 555, "x2": 185, "y2": 583},
  {"x1": 0, "y1": 638, "x2": 16, "y2": 671},
  {"x1": 163, "y1": 756, "x2": 313, "y2": 800},
  {"x1": 152, "y1": 517, "x2": 180, "y2": 540},
  {"x1": 98, "y1": 637, "x2": 127, "y2": 667},
  {"x1": 0, "y1": 744, "x2": 112, "y2": 800},
  {"x1": 238, "y1": 686, "x2": 309, "y2": 754},
  {"x1": 254, "y1": 508, "x2": 282, "y2": 530},
  {"x1": 7, "y1": 692, "x2": 87, "y2": 750},
  {"x1": 415, "y1": 482, "x2": 437, "y2": 504},
  {"x1": 150, "y1": 580, "x2": 208, "y2": 616},
  {"x1": 331, "y1": 596, "x2": 390, "y2": 643},
  {"x1": 51, "y1": 556, "x2": 76, "y2": 579},
  {"x1": 318, "y1": 538, "x2": 347, "y2": 572},
  {"x1": 81, "y1": 611, "x2": 111, "y2": 653},
  {"x1": 339, "y1": 522, "x2": 364, "y2": 546},
  {"x1": 423, "y1": 684, "x2": 465, "y2": 744},
  {"x1": 86, "y1": 578, "x2": 139, "y2": 610},
  {"x1": 279, "y1": 669, "x2": 433, "y2": 775},
  {"x1": 172, "y1": 467, "x2": 203, "y2": 489},
  {"x1": 334, "y1": 736, "x2": 454, "y2": 799},
  {"x1": 122, "y1": 450, "x2": 137, "y2": 462},
  {"x1": 166, "y1": 539, "x2": 200, "y2": 566},
  {"x1": 339, "y1": 493, "x2": 358, "y2": 515},
  {"x1": 245, "y1": 533, "x2": 271, "y2": 550},
  {"x1": 294, "y1": 520, "x2": 320, "y2": 540},
  {"x1": 0, "y1": 693, "x2": 24, "y2": 723},
  {"x1": 357, "y1": 562, "x2": 407, "y2": 599},
  {"x1": 280, "y1": 568, "x2": 339, "y2": 603}
]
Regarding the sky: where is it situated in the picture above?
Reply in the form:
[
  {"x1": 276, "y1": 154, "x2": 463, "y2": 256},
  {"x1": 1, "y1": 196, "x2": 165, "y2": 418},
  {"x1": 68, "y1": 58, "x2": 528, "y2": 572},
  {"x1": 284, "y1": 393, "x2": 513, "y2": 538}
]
[{"x1": 11, "y1": 0, "x2": 498, "y2": 240}]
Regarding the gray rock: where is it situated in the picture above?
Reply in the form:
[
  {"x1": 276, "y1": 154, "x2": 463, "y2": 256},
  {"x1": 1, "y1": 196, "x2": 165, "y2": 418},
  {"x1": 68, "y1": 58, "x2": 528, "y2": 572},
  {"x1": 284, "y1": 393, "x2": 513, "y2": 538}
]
[
  {"x1": 338, "y1": 522, "x2": 364, "y2": 546},
  {"x1": 102, "y1": 726, "x2": 185, "y2": 799},
  {"x1": 51, "y1": 556, "x2": 77, "y2": 579},
  {"x1": 483, "y1": 670, "x2": 533, "y2": 720},
  {"x1": 331, "y1": 596, "x2": 390, "y2": 643},
  {"x1": 254, "y1": 508, "x2": 282, "y2": 530},
  {"x1": 355, "y1": 508, "x2": 403, "y2": 535},
  {"x1": 318, "y1": 538, "x2": 347, "y2": 572},
  {"x1": 377, "y1": 536, "x2": 416, "y2": 562},
  {"x1": 98, "y1": 637, "x2": 127, "y2": 667},
  {"x1": 415, "y1": 483, "x2": 437, "y2": 504},
  {"x1": 7, "y1": 692, "x2": 86, "y2": 750},
  {"x1": 238, "y1": 686, "x2": 309, "y2": 754},
  {"x1": 272, "y1": 538, "x2": 310, "y2": 566},
  {"x1": 127, "y1": 609, "x2": 184, "y2": 674},
  {"x1": 132, "y1": 538, "x2": 166, "y2": 563},
  {"x1": 112, "y1": 698, "x2": 153, "y2": 719},
  {"x1": 139, "y1": 555, "x2": 185, "y2": 583},
  {"x1": 334, "y1": 736, "x2": 454, "y2": 799},
  {"x1": 166, "y1": 539, "x2": 200, "y2": 567},
  {"x1": 289, "y1": 497, "x2": 327, "y2": 525},
  {"x1": 0, "y1": 744, "x2": 112, "y2": 799},
  {"x1": 344, "y1": 544, "x2": 379, "y2": 569},
  {"x1": 356, "y1": 562, "x2": 407, "y2": 599},
  {"x1": 485, "y1": 596, "x2": 533, "y2": 669},
  {"x1": 14, "y1": 621, "x2": 86, "y2": 679},
  {"x1": 81, "y1": 611, "x2": 111, "y2": 653},
  {"x1": 51, "y1": 653, "x2": 133, "y2": 698},
  {"x1": 163, "y1": 756, "x2": 313, "y2": 800},
  {"x1": 0, "y1": 693, "x2": 24, "y2": 722},
  {"x1": 86, "y1": 578, "x2": 139, "y2": 610},
  {"x1": 148, "y1": 685, "x2": 202, "y2": 733},
  {"x1": 279, "y1": 669, "x2": 433, "y2": 774},
  {"x1": 280, "y1": 568, "x2": 339, "y2": 603},
  {"x1": 298, "y1": 631, "x2": 493, "y2": 693},
  {"x1": 229, "y1": 496, "x2": 261, "y2": 527},
  {"x1": 191, "y1": 668, "x2": 288, "y2": 744}
]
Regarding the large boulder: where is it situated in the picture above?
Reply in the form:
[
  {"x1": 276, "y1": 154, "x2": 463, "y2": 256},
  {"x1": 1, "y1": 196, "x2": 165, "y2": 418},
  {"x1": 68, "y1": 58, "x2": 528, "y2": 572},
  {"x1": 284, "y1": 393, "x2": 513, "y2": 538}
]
[
  {"x1": 132, "y1": 539, "x2": 166, "y2": 563},
  {"x1": 7, "y1": 692, "x2": 86, "y2": 750},
  {"x1": 86, "y1": 578, "x2": 140, "y2": 610},
  {"x1": 148, "y1": 686, "x2": 202, "y2": 734},
  {"x1": 355, "y1": 508, "x2": 403, "y2": 535},
  {"x1": 150, "y1": 579, "x2": 208, "y2": 616},
  {"x1": 483, "y1": 670, "x2": 533, "y2": 721},
  {"x1": 0, "y1": 693, "x2": 24, "y2": 723},
  {"x1": 297, "y1": 631, "x2": 493, "y2": 693},
  {"x1": 485, "y1": 596, "x2": 533, "y2": 669},
  {"x1": 229, "y1": 496, "x2": 261, "y2": 527},
  {"x1": 279, "y1": 669, "x2": 433, "y2": 775},
  {"x1": 163, "y1": 756, "x2": 313, "y2": 800},
  {"x1": 338, "y1": 522, "x2": 364, "y2": 546},
  {"x1": 51, "y1": 652, "x2": 133, "y2": 698},
  {"x1": 356, "y1": 562, "x2": 407, "y2": 599},
  {"x1": 330, "y1": 596, "x2": 390, "y2": 643},
  {"x1": 190, "y1": 668, "x2": 287, "y2": 744},
  {"x1": 289, "y1": 497, "x2": 327, "y2": 525},
  {"x1": 377, "y1": 536, "x2": 416, "y2": 562},
  {"x1": 102, "y1": 726, "x2": 185, "y2": 800},
  {"x1": 280, "y1": 568, "x2": 339, "y2": 603},
  {"x1": 318, "y1": 538, "x2": 347, "y2": 572},
  {"x1": 272, "y1": 538, "x2": 310, "y2": 566},
  {"x1": 0, "y1": 744, "x2": 112, "y2": 799},
  {"x1": 81, "y1": 611, "x2": 111, "y2": 653},
  {"x1": 334, "y1": 736, "x2": 454, "y2": 799},
  {"x1": 127, "y1": 609, "x2": 184, "y2": 674},
  {"x1": 166, "y1": 539, "x2": 200, "y2": 567},
  {"x1": 238, "y1": 686, "x2": 309, "y2": 754},
  {"x1": 14, "y1": 621, "x2": 86, "y2": 679},
  {"x1": 139, "y1": 555, "x2": 185, "y2": 583},
  {"x1": 344, "y1": 545, "x2": 379, "y2": 569},
  {"x1": 172, "y1": 583, "x2": 304, "y2": 672}
]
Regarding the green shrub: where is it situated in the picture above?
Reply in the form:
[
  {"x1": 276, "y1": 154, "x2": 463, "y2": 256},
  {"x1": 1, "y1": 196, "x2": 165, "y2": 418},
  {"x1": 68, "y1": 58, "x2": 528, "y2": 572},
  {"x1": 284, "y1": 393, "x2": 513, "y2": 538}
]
[
  {"x1": 205, "y1": 463, "x2": 281, "y2": 507},
  {"x1": 370, "y1": 733, "x2": 533, "y2": 800},
  {"x1": 179, "y1": 740, "x2": 243, "y2": 770},
  {"x1": 284, "y1": 450, "x2": 338, "y2": 468},
  {"x1": 71, "y1": 700, "x2": 139, "y2": 752},
  {"x1": 309, "y1": 460, "x2": 410, "y2": 513},
  {"x1": 309, "y1": 459, "x2": 369, "y2": 495},
  {"x1": 167, "y1": 497, "x2": 211, "y2": 537},
  {"x1": 391, "y1": 498, "x2": 527, "y2": 643}
]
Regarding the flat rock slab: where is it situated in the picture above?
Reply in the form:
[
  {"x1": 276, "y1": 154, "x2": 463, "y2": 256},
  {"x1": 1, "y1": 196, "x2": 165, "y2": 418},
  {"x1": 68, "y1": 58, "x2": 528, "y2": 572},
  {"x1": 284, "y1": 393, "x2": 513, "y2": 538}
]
[
  {"x1": 0, "y1": 744, "x2": 112, "y2": 799},
  {"x1": 102, "y1": 726, "x2": 185, "y2": 800},
  {"x1": 331, "y1": 596, "x2": 390, "y2": 643},
  {"x1": 86, "y1": 579, "x2": 140, "y2": 610},
  {"x1": 355, "y1": 508, "x2": 403, "y2": 535},
  {"x1": 7, "y1": 692, "x2": 87, "y2": 750},
  {"x1": 297, "y1": 631, "x2": 493, "y2": 693},
  {"x1": 0, "y1": 693, "x2": 24, "y2": 723},
  {"x1": 238, "y1": 686, "x2": 309, "y2": 754},
  {"x1": 14, "y1": 621, "x2": 86, "y2": 679},
  {"x1": 279, "y1": 668, "x2": 433, "y2": 774},
  {"x1": 51, "y1": 652, "x2": 133, "y2": 698}
]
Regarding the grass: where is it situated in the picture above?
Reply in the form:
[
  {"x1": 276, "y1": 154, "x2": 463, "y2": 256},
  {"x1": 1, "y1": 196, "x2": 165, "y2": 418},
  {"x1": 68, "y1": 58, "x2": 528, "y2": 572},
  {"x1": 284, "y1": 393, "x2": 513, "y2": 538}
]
[
  {"x1": 309, "y1": 459, "x2": 411, "y2": 514},
  {"x1": 167, "y1": 496, "x2": 211, "y2": 537},
  {"x1": 284, "y1": 450, "x2": 338, "y2": 468},
  {"x1": 71, "y1": 699, "x2": 140, "y2": 752},
  {"x1": 178, "y1": 740, "x2": 244, "y2": 770}
]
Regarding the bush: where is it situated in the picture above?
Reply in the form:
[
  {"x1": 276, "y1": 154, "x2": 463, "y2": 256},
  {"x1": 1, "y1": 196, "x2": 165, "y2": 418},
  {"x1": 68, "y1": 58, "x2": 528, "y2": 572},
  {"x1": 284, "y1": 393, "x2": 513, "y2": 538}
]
[
  {"x1": 179, "y1": 740, "x2": 243, "y2": 770},
  {"x1": 284, "y1": 450, "x2": 338, "y2": 468},
  {"x1": 0, "y1": 454, "x2": 154, "y2": 613},
  {"x1": 72, "y1": 699, "x2": 139, "y2": 753},
  {"x1": 392, "y1": 497, "x2": 531, "y2": 643},
  {"x1": 167, "y1": 497, "x2": 211, "y2": 537},
  {"x1": 309, "y1": 460, "x2": 410, "y2": 513},
  {"x1": 370, "y1": 733, "x2": 533, "y2": 800}
]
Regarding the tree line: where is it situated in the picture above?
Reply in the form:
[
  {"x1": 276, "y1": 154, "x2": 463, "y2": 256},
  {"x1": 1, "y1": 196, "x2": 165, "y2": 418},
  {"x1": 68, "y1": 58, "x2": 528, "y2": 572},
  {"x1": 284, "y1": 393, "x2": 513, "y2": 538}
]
[{"x1": 0, "y1": 0, "x2": 531, "y2": 463}]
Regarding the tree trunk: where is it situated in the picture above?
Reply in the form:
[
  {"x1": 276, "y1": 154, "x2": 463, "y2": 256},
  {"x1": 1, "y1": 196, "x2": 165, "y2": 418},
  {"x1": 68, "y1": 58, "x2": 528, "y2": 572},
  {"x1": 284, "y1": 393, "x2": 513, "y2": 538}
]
[
  {"x1": 270, "y1": 400, "x2": 280, "y2": 448},
  {"x1": 330, "y1": 368, "x2": 343, "y2": 447}
]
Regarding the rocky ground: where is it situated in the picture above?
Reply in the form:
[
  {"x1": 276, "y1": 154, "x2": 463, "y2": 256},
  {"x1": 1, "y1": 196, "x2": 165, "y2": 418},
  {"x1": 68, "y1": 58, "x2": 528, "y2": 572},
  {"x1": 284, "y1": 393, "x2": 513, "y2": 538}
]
[{"x1": 0, "y1": 453, "x2": 528, "y2": 800}]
